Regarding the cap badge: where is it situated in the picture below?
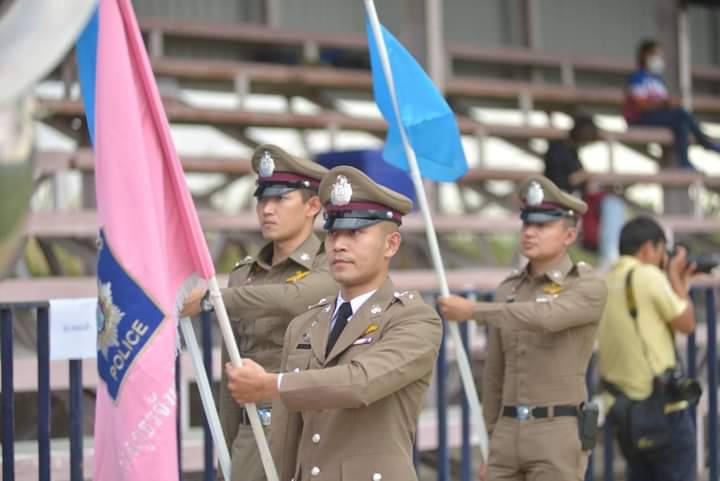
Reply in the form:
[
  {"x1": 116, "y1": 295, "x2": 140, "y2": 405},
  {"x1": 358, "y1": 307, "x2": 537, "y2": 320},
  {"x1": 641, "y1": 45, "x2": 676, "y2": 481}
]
[
  {"x1": 258, "y1": 150, "x2": 275, "y2": 178},
  {"x1": 526, "y1": 180, "x2": 544, "y2": 206},
  {"x1": 330, "y1": 175, "x2": 353, "y2": 206}
]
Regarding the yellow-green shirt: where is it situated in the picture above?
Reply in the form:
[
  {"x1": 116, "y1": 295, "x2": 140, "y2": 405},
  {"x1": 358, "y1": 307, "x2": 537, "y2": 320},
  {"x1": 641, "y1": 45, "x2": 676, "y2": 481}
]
[{"x1": 598, "y1": 256, "x2": 688, "y2": 400}]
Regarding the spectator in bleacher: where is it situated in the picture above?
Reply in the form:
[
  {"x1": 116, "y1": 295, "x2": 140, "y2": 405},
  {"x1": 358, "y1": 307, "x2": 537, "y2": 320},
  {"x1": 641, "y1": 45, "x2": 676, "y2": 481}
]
[
  {"x1": 544, "y1": 115, "x2": 624, "y2": 269},
  {"x1": 624, "y1": 38, "x2": 720, "y2": 169},
  {"x1": 598, "y1": 216, "x2": 698, "y2": 481},
  {"x1": 181, "y1": 145, "x2": 336, "y2": 481}
]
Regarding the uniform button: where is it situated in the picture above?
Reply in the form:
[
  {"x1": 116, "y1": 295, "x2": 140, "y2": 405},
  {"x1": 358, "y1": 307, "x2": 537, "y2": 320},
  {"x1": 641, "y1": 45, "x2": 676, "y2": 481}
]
[
  {"x1": 373, "y1": 473, "x2": 382, "y2": 481},
  {"x1": 311, "y1": 466, "x2": 320, "y2": 477},
  {"x1": 293, "y1": 368, "x2": 300, "y2": 373},
  {"x1": 312, "y1": 433, "x2": 320, "y2": 444}
]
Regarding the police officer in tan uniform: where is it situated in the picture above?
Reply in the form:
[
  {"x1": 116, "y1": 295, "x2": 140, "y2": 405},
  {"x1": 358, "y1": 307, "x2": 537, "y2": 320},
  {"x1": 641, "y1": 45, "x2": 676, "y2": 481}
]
[
  {"x1": 222, "y1": 166, "x2": 442, "y2": 481},
  {"x1": 439, "y1": 175, "x2": 608, "y2": 481},
  {"x1": 182, "y1": 145, "x2": 337, "y2": 481}
]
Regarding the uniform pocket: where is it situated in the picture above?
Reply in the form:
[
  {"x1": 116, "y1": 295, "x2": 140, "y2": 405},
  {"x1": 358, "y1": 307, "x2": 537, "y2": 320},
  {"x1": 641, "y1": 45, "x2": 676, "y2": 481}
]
[
  {"x1": 286, "y1": 348, "x2": 312, "y2": 372},
  {"x1": 235, "y1": 319, "x2": 256, "y2": 352}
]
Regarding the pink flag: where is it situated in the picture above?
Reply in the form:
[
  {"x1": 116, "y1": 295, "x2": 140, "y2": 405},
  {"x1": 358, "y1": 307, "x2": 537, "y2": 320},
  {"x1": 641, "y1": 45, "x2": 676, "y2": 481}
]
[{"x1": 77, "y1": 0, "x2": 214, "y2": 479}]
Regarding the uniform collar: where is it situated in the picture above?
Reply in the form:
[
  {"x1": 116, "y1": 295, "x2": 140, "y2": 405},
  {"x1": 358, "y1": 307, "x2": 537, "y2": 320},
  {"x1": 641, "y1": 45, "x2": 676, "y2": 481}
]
[
  {"x1": 288, "y1": 233, "x2": 322, "y2": 270},
  {"x1": 523, "y1": 254, "x2": 574, "y2": 286},
  {"x1": 333, "y1": 288, "x2": 378, "y2": 322},
  {"x1": 254, "y1": 232, "x2": 322, "y2": 271}
]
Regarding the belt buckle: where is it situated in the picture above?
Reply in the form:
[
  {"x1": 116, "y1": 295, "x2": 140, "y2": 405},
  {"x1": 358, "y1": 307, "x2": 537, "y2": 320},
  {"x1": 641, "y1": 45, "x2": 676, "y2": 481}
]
[
  {"x1": 258, "y1": 408, "x2": 272, "y2": 427},
  {"x1": 516, "y1": 405, "x2": 533, "y2": 421}
]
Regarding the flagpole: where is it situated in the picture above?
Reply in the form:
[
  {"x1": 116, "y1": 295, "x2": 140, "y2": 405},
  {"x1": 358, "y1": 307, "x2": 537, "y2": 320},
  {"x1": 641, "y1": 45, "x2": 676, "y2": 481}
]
[
  {"x1": 207, "y1": 276, "x2": 279, "y2": 481},
  {"x1": 363, "y1": 0, "x2": 489, "y2": 462},
  {"x1": 179, "y1": 317, "x2": 232, "y2": 480}
]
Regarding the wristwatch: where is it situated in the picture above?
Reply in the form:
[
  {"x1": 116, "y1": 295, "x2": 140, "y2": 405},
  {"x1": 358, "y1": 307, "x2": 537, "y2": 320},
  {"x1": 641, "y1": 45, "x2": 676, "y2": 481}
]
[{"x1": 200, "y1": 290, "x2": 214, "y2": 313}]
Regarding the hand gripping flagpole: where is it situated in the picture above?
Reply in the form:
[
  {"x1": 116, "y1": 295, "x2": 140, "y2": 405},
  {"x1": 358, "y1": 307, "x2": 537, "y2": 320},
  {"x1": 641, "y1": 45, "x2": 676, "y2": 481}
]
[
  {"x1": 206, "y1": 276, "x2": 280, "y2": 481},
  {"x1": 179, "y1": 317, "x2": 232, "y2": 480},
  {"x1": 363, "y1": 0, "x2": 489, "y2": 462}
]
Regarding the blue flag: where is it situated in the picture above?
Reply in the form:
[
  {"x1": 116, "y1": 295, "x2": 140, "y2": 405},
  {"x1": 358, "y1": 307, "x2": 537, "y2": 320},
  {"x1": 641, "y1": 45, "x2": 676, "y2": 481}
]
[{"x1": 366, "y1": 20, "x2": 468, "y2": 182}]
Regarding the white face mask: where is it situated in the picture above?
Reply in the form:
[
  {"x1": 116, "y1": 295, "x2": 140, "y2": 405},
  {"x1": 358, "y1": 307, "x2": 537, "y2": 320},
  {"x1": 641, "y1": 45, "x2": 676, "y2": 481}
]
[{"x1": 647, "y1": 55, "x2": 665, "y2": 75}]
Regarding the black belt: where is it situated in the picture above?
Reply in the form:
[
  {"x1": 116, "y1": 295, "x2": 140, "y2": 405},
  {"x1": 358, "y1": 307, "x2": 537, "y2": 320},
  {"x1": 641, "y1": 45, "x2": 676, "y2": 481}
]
[
  {"x1": 502, "y1": 404, "x2": 577, "y2": 421},
  {"x1": 239, "y1": 407, "x2": 272, "y2": 426}
]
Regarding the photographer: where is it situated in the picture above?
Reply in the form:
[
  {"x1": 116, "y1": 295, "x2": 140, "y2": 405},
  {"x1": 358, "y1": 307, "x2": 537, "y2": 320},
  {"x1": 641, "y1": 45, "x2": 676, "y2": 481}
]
[{"x1": 598, "y1": 216, "x2": 698, "y2": 481}]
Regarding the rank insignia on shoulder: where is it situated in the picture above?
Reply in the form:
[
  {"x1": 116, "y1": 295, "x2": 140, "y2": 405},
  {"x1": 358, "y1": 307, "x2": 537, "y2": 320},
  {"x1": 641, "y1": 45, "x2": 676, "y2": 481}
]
[
  {"x1": 542, "y1": 282, "x2": 564, "y2": 295},
  {"x1": 307, "y1": 297, "x2": 329, "y2": 310},
  {"x1": 233, "y1": 255, "x2": 254, "y2": 271},
  {"x1": 286, "y1": 270, "x2": 310, "y2": 283},
  {"x1": 393, "y1": 290, "x2": 417, "y2": 303},
  {"x1": 362, "y1": 323, "x2": 380, "y2": 336},
  {"x1": 575, "y1": 261, "x2": 593, "y2": 275}
]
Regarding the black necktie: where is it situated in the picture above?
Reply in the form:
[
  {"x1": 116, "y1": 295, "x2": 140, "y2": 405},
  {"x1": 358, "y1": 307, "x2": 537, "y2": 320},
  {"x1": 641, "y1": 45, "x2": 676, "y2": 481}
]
[{"x1": 326, "y1": 301, "x2": 352, "y2": 356}]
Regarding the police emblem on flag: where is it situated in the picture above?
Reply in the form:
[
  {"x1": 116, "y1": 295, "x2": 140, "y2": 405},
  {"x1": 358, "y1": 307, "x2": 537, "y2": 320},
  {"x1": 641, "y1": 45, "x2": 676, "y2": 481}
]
[
  {"x1": 96, "y1": 230, "x2": 164, "y2": 401},
  {"x1": 97, "y1": 282, "x2": 123, "y2": 358}
]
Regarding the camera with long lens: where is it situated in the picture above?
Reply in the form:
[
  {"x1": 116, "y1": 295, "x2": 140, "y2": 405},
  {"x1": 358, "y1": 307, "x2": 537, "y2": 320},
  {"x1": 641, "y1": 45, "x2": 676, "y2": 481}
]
[
  {"x1": 667, "y1": 243, "x2": 719, "y2": 274},
  {"x1": 653, "y1": 368, "x2": 702, "y2": 405}
]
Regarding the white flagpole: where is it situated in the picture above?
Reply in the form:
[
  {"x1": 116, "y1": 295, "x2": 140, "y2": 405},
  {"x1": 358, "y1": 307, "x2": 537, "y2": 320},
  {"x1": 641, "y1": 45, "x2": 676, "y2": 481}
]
[
  {"x1": 363, "y1": 0, "x2": 489, "y2": 462},
  {"x1": 207, "y1": 276, "x2": 279, "y2": 481},
  {"x1": 180, "y1": 316, "x2": 232, "y2": 480}
]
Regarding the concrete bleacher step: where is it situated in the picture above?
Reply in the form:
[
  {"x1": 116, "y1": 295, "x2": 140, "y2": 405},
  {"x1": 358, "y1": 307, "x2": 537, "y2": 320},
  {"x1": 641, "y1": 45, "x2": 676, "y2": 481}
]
[{"x1": 37, "y1": 97, "x2": 674, "y2": 147}]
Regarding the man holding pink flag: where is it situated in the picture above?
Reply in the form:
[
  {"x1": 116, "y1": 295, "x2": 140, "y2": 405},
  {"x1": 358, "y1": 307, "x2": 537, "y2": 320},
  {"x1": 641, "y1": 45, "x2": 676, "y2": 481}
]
[{"x1": 76, "y1": 1, "x2": 276, "y2": 480}]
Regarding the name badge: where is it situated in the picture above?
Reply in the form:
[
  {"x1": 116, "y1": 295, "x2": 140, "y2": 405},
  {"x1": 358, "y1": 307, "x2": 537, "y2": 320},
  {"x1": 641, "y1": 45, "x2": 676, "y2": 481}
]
[{"x1": 352, "y1": 337, "x2": 374, "y2": 346}]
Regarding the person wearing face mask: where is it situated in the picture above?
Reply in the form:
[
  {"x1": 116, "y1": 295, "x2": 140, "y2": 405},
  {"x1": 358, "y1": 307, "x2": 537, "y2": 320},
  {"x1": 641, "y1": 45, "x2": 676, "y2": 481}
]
[
  {"x1": 438, "y1": 176, "x2": 608, "y2": 481},
  {"x1": 624, "y1": 39, "x2": 720, "y2": 169}
]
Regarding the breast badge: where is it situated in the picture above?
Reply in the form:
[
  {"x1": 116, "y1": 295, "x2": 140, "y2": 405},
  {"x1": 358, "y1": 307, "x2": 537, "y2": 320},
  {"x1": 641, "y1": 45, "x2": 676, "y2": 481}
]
[
  {"x1": 362, "y1": 323, "x2": 380, "y2": 336},
  {"x1": 286, "y1": 270, "x2": 310, "y2": 283},
  {"x1": 542, "y1": 282, "x2": 564, "y2": 297}
]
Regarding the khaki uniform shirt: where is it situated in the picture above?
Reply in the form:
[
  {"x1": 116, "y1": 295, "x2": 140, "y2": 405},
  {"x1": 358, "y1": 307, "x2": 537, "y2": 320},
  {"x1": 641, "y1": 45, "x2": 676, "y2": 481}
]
[
  {"x1": 475, "y1": 255, "x2": 608, "y2": 434},
  {"x1": 271, "y1": 278, "x2": 442, "y2": 481},
  {"x1": 218, "y1": 233, "x2": 336, "y2": 460}
]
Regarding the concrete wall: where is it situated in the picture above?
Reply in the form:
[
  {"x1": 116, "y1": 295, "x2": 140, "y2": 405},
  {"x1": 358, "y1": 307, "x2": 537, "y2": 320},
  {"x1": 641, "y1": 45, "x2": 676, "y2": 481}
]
[{"x1": 133, "y1": 0, "x2": 720, "y2": 66}]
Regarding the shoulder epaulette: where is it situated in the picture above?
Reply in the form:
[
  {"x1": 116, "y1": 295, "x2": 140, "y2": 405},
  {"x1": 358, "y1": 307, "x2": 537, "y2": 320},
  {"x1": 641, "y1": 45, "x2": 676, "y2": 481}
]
[
  {"x1": 232, "y1": 255, "x2": 254, "y2": 272},
  {"x1": 391, "y1": 290, "x2": 421, "y2": 306},
  {"x1": 574, "y1": 260, "x2": 594, "y2": 276},
  {"x1": 307, "y1": 297, "x2": 331, "y2": 310}
]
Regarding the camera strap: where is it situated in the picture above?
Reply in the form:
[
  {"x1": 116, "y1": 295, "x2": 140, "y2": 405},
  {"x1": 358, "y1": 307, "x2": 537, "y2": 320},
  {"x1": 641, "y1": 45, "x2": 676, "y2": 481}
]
[{"x1": 625, "y1": 268, "x2": 685, "y2": 377}]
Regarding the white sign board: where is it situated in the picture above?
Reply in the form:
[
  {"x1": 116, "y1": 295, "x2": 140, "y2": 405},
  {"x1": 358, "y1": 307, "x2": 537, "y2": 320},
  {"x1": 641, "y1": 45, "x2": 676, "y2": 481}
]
[{"x1": 49, "y1": 298, "x2": 97, "y2": 360}]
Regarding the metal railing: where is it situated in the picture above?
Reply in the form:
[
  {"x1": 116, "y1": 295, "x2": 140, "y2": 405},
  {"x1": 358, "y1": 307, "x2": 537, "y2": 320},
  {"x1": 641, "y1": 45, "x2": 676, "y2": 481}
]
[{"x1": 0, "y1": 287, "x2": 718, "y2": 480}]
